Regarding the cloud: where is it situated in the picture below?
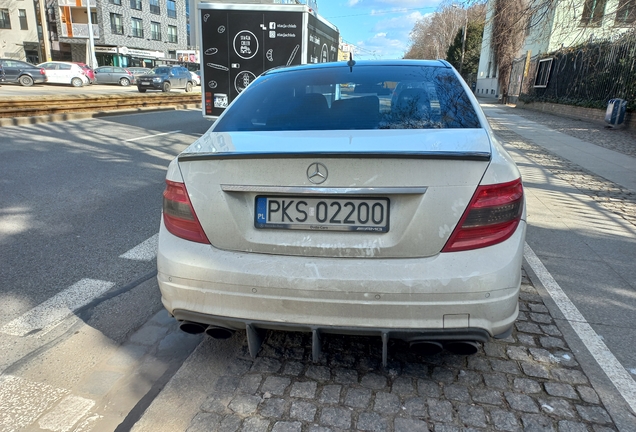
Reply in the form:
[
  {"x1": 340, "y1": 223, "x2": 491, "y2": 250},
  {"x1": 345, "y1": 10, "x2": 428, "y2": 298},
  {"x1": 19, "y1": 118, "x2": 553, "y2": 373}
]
[
  {"x1": 347, "y1": 0, "x2": 360, "y2": 6},
  {"x1": 355, "y1": 32, "x2": 408, "y2": 59},
  {"x1": 373, "y1": 11, "x2": 423, "y2": 31}
]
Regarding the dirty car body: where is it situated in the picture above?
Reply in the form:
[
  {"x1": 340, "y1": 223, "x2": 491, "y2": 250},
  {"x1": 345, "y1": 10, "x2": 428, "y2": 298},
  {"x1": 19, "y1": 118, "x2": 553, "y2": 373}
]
[{"x1": 157, "y1": 60, "x2": 526, "y2": 363}]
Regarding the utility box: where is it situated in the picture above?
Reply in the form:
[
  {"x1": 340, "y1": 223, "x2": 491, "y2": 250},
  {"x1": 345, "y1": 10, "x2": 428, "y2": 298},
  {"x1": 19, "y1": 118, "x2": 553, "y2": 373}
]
[
  {"x1": 605, "y1": 98, "x2": 627, "y2": 128},
  {"x1": 198, "y1": 2, "x2": 339, "y2": 119}
]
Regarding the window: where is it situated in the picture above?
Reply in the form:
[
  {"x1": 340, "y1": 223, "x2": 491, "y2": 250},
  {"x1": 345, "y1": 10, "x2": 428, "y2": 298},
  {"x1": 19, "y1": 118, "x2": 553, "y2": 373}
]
[
  {"x1": 534, "y1": 58, "x2": 553, "y2": 88},
  {"x1": 167, "y1": 0, "x2": 176, "y2": 18},
  {"x1": 580, "y1": 0, "x2": 607, "y2": 26},
  {"x1": 214, "y1": 65, "x2": 482, "y2": 132},
  {"x1": 615, "y1": 0, "x2": 636, "y2": 25},
  {"x1": 167, "y1": 25, "x2": 177, "y2": 43},
  {"x1": 150, "y1": 0, "x2": 160, "y2": 14},
  {"x1": 110, "y1": 13, "x2": 123, "y2": 34},
  {"x1": 131, "y1": 17, "x2": 143, "y2": 37},
  {"x1": 91, "y1": 11, "x2": 98, "y2": 24},
  {"x1": 110, "y1": 0, "x2": 122, "y2": 5},
  {"x1": 130, "y1": 0, "x2": 142, "y2": 11},
  {"x1": 151, "y1": 21, "x2": 161, "y2": 40},
  {"x1": 0, "y1": 9, "x2": 10, "y2": 29},
  {"x1": 18, "y1": 9, "x2": 28, "y2": 30}
]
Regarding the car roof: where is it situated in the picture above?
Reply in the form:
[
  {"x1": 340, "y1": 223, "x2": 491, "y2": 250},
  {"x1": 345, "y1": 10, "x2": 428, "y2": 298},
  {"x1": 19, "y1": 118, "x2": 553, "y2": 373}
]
[{"x1": 263, "y1": 59, "x2": 452, "y2": 76}]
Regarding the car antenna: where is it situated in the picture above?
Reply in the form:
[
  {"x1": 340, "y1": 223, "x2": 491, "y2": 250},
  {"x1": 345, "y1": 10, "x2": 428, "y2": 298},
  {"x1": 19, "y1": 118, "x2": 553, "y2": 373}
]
[{"x1": 347, "y1": 53, "x2": 355, "y2": 72}]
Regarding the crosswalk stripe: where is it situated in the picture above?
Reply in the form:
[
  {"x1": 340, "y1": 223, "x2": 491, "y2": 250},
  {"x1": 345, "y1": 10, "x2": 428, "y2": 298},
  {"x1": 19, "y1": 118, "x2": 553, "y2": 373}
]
[
  {"x1": 0, "y1": 279, "x2": 115, "y2": 337},
  {"x1": 0, "y1": 375, "x2": 69, "y2": 431},
  {"x1": 37, "y1": 395, "x2": 95, "y2": 432},
  {"x1": 119, "y1": 233, "x2": 158, "y2": 261}
]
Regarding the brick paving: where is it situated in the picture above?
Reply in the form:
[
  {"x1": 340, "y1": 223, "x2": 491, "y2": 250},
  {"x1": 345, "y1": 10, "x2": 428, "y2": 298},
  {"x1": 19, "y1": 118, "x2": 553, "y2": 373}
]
[
  {"x1": 183, "y1": 270, "x2": 618, "y2": 432},
  {"x1": 176, "y1": 108, "x2": 633, "y2": 431}
]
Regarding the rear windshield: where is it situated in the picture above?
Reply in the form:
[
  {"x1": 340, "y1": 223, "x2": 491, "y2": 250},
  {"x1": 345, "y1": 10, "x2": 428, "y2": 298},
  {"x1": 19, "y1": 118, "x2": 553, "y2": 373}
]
[{"x1": 214, "y1": 64, "x2": 481, "y2": 131}]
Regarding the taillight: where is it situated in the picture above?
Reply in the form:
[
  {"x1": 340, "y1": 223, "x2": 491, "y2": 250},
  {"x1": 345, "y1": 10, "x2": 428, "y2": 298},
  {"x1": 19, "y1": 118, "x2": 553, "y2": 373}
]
[
  {"x1": 39, "y1": 68, "x2": 46, "y2": 75},
  {"x1": 162, "y1": 180, "x2": 210, "y2": 244},
  {"x1": 442, "y1": 178, "x2": 523, "y2": 252}
]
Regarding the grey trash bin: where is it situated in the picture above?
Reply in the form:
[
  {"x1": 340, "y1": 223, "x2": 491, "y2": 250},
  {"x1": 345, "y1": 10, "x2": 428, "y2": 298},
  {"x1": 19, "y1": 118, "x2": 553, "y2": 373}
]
[{"x1": 605, "y1": 99, "x2": 627, "y2": 128}]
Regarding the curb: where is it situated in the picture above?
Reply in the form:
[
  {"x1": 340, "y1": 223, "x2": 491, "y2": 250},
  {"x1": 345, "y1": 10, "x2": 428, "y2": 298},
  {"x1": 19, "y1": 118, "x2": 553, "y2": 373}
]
[{"x1": 0, "y1": 103, "x2": 202, "y2": 128}]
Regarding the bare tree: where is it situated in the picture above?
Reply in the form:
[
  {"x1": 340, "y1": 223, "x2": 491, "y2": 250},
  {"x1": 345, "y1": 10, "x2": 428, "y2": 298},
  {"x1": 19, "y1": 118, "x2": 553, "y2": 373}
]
[{"x1": 405, "y1": 0, "x2": 486, "y2": 60}]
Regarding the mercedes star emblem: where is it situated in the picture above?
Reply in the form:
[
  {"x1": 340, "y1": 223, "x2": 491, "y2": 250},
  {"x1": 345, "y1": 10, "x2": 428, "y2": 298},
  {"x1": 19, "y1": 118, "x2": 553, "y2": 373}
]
[{"x1": 307, "y1": 162, "x2": 328, "y2": 184}]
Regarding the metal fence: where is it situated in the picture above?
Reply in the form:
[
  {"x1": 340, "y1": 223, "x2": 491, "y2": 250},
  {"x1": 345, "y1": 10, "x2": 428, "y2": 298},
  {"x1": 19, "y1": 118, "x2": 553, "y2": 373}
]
[{"x1": 508, "y1": 31, "x2": 636, "y2": 111}]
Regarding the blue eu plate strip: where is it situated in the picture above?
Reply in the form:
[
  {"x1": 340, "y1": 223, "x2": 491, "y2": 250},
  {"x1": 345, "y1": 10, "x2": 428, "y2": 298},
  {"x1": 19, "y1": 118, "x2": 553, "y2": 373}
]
[{"x1": 256, "y1": 197, "x2": 267, "y2": 224}]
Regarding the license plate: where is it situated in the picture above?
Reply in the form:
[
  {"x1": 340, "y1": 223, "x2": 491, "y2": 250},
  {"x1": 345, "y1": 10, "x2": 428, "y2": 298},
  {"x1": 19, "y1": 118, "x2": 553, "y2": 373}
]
[
  {"x1": 141, "y1": 82, "x2": 150, "y2": 85},
  {"x1": 255, "y1": 196, "x2": 389, "y2": 232}
]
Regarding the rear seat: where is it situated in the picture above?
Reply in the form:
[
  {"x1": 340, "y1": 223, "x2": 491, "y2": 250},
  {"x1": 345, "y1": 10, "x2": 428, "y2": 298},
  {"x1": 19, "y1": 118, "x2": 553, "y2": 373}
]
[{"x1": 331, "y1": 96, "x2": 380, "y2": 129}]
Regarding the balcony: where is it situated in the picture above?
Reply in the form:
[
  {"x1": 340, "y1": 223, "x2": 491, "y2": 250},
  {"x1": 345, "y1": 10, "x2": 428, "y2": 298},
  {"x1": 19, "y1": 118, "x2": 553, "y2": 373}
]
[
  {"x1": 60, "y1": 23, "x2": 100, "y2": 38},
  {"x1": 131, "y1": 28, "x2": 143, "y2": 38}
]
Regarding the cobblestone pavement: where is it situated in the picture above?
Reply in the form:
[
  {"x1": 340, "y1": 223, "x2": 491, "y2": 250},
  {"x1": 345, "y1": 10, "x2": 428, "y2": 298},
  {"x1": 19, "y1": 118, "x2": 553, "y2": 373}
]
[
  {"x1": 496, "y1": 106, "x2": 636, "y2": 159},
  {"x1": 487, "y1": 116, "x2": 636, "y2": 229},
  {"x1": 183, "y1": 269, "x2": 619, "y2": 432}
]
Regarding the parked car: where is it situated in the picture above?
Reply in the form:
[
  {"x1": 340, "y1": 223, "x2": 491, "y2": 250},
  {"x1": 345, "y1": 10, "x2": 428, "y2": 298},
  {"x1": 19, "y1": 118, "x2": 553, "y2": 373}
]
[
  {"x1": 190, "y1": 70, "x2": 200, "y2": 86},
  {"x1": 127, "y1": 67, "x2": 151, "y2": 78},
  {"x1": 93, "y1": 66, "x2": 135, "y2": 86},
  {"x1": 37, "y1": 61, "x2": 89, "y2": 87},
  {"x1": 156, "y1": 60, "x2": 527, "y2": 361},
  {"x1": 0, "y1": 59, "x2": 47, "y2": 86},
  {"x1": 136, "y1": 66, "x2": 194, "y2": 93},
  {"x1": 74, "y1": 62, "x2": 95, "y2": 84}
]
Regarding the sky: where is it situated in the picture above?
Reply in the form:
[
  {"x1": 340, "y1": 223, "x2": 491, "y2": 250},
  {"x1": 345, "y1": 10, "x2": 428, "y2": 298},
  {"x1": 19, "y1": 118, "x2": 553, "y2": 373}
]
[{"x1": 316, "y1": 0, "x2": 443, "y2": 60}]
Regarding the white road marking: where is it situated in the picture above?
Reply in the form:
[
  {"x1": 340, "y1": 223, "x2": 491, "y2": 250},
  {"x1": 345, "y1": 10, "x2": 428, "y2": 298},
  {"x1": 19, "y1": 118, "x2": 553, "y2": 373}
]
[
  {"x1": 124, "y1": 130, "x2": 182, "y2": 142},
  {"x1": 0, "y1": 375, "x2": 69, "y2": 431},
  {"x1": 38, "y1": 395, "x2": 95, "y2": 432},
  {"x1": 119, "y1": 233, "x2": 158, "y2": 261},
  {"x1": 524, "y1": 243, "x2": 636, "y2": 413},
  {"x1": 0, "y1": 279, "x2": 115, "y2": 337}
]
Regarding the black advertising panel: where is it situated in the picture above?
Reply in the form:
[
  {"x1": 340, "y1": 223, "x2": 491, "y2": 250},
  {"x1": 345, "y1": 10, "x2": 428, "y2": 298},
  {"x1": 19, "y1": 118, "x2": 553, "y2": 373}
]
[
  {"x1": 201, "y1": 8, "x2": 303, "y2": 117},
  {"x1": 307, "y1": 14, "x2": 339, "y2": 64},
  {"x1": 261, "y1": 11, "x2": 304, "y2": 68},
  {"x1": 201, "y1": 9, "x2": 230, "y2": 117}
]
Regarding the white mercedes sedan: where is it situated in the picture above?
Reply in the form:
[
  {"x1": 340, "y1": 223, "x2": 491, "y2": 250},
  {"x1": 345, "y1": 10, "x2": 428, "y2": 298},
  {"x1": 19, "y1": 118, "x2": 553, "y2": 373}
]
[{"x1": 157, "y1": 60, "x2": 526, "y2": 364}]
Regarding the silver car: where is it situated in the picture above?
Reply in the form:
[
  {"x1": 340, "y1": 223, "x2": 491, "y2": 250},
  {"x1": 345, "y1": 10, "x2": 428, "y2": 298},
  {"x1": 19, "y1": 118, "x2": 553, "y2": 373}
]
[
  {"x1": 157, "y1": 60, "x2": 526, "y2": 364},
  {"x1": 93, "y1": 66, "x2": 135, "y2": 86}
]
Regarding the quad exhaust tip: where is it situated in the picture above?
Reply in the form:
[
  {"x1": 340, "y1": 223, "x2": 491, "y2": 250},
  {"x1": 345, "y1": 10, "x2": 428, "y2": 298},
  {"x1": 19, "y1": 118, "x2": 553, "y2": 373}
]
[
  {"x1": 205, "y1": 325, "x2": 235, "y2": 339},
  {"x1": 179, "y1": 321, "x2": 206, "y2": 334},
  {"x1": 409, "y1": 340, "x2": 481, "y2": 356}
]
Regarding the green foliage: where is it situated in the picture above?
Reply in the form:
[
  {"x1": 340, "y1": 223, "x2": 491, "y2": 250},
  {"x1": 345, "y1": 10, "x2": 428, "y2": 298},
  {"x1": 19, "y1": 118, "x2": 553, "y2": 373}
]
[{"x1": 445, "y1": 21, "x2": 484, "y2": 79}]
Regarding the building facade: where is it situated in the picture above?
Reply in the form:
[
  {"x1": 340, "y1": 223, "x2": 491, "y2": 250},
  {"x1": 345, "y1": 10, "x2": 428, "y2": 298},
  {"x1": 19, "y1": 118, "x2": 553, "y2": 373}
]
[
  {"x1": 0, "y1": 0, "x2": 43, "y2": 62},
  {"x1": 51, "y1": 0, "x2": 188, "y2": 68},
  {"x1": 475, "y1": 0, "x2": 635, "y2": 98}
]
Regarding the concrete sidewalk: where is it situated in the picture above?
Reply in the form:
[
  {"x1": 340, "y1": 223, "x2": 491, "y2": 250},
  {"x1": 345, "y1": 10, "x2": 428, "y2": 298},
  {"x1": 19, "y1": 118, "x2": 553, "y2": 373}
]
[{"x1": 480, "y1": 102, "x2": 636, "y2": 193}]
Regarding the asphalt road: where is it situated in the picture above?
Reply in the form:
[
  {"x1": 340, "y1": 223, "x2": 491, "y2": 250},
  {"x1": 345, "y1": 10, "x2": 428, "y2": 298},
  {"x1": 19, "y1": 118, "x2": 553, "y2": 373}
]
[{"x1": 0, "y1": 108, "x2": 212, "y2": 430}]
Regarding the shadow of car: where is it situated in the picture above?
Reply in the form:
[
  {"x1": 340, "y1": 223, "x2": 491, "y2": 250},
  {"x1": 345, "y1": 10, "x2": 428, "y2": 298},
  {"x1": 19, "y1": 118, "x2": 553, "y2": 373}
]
[
  {"x1": 93, "y1": 66, "x2": 135, "y2": 86},
  {"x1": 0, "y1": 59, "x2": 47, "y2": 86}
]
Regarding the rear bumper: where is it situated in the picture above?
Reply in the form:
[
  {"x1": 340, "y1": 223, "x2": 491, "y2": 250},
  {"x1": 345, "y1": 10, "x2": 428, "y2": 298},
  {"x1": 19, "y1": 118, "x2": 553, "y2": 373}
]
[{"x1": 157, "y1": 219, "x2": 526, "y2": 339}]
